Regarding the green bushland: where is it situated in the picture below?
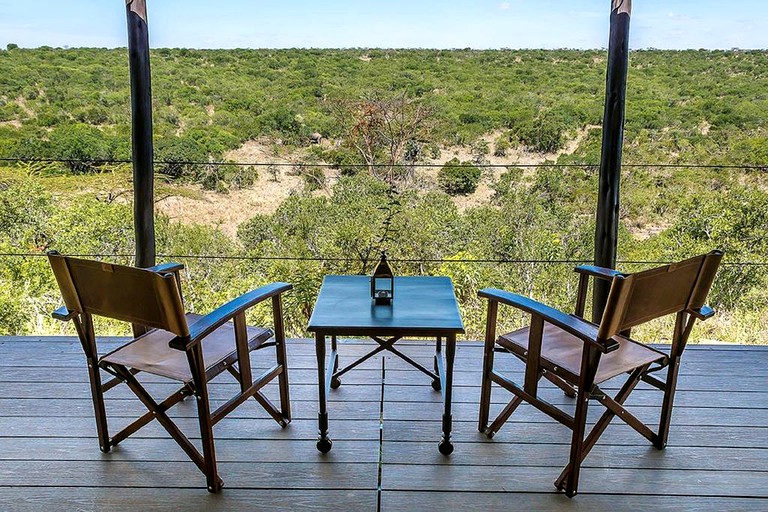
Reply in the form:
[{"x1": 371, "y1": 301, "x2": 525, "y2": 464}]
[
  {"x1": 0, "y1": 48, "x2": 767, "y2": 342},
  {"x1": 2, "y1": 163, "x2": 766, "y2": 343},
  {"x1": 2, "y1": 48, "x2": 767, "y2": 168}
]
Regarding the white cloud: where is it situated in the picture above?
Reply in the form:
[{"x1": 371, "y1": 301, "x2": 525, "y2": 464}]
[
  {"x1": 667, "y1": 12, "x2": 693, "y2": 21},
  {"x1": 499, "y1": 2, "x2": 511, "y2": 11}
]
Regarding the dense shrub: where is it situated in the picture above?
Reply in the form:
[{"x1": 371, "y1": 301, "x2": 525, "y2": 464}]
[
  {"x1": 298, "y1": 166, "x2": 326, "y2": 191},
  {"x1": 514, "y1": 117, "x2": 565, "y2": 153},
  {"x1": 48, "y1": 124, "x2": 114, "y2": 172},
  {"x1": 155, "y1": 136, "x2": 209, "y2": 179},
  {"x1": 437, "y1": 158, "x2": 482, "y2": 195},
  {"x1": 493, "y1": 135, "x2": 511, "y2": 156}
]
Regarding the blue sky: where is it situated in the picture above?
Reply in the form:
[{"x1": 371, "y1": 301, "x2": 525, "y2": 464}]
[{"x1": 1, "y1": 1, "x2": 766, "y2": 50}]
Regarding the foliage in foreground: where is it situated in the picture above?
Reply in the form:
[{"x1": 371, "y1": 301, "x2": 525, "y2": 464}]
[{"x1": 1, "y1": 167, "x2": 766, "y2": 343}]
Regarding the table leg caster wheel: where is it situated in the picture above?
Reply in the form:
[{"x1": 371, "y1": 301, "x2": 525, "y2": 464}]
[
  {"x1": 431, "y1": 379, "x2": 441, "y2": 391},
  {"x1": 317, "y1": 438, "x2": 333, "y2": 453},
  {"x1": 438, "y1": 440, "x2": 454, "y2": 455},
  {"x1": 330, "y1": 377, "x2": 341, "y2": 389}
]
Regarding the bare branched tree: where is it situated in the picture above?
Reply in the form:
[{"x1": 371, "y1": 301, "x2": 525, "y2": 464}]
[{"x1": 329, "y1": 91, "x2": 434, "y2": 185}]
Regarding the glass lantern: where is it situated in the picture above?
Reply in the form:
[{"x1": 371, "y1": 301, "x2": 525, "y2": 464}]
[{"x1": 371, "y1": 252, "x2": 394, "y2": 305}]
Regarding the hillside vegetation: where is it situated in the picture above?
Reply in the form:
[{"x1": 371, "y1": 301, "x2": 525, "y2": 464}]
[{"x1": 0, "y1": 47, "x2": 766, "y2": 342}]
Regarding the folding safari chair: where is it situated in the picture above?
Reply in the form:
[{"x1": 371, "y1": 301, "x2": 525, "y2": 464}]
[
  {"x1": 48, "y1": 252, "x2": 292, "y2": 492},
  {"x1": 477, "y1": 250, "x2": 722, "y2": 497}
]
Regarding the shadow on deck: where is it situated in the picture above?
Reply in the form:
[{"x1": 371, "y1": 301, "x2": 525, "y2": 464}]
[{"x1": 1, "y1": 337, "x2": 767, "y2": 511}]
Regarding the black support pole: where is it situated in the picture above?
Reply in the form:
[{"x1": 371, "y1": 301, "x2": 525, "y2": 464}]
[
  {"x1": 126, "y1": 0, "x2": 156, "y2": 268},
  {"x1": 593, "y1": 0, "x2": 631, "y2": 321}
]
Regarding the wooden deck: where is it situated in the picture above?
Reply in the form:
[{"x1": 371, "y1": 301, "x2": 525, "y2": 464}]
[{"x1": 1, "y1": 336, "x2": 767, "y2": 511}]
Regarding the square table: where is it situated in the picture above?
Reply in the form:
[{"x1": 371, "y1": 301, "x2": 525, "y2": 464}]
[{"x1": 308, "y1": 275, "x2": 465, "y2": 454}]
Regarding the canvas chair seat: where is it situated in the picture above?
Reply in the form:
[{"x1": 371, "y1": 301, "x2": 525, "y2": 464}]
[
  {"x1": 497, "y1": 322, "x2": 667, "y2": 385},
  {"x1": 102, "y1": 313, "x2": 272, "y2": 382}
]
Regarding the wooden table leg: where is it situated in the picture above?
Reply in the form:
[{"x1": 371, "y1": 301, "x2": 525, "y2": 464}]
[
  {"x1": 438, "y1": 333, "x2": 456, "y2": 455},
  {"x1": 315, "y1": 332, "x2": 332, "y2": 453}
]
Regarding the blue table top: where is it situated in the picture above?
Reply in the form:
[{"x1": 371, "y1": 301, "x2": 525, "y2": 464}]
[{"x1": 307, "y1": 275, "x2": 465, "y2": 336}]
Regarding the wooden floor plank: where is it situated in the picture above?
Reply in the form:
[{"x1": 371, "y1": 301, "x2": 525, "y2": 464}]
[
  {"x1": 380, "y1": 462, "x2": 768, "y2": 496},
  {"x1": 385, "y1": 401, "x2": 768, "y2": 428},
  {"x1": 0, "y1": 397, "x2": 380, "y2": 420},
  {"x1": 8, "y1": 365, "x2": 767, "y2": 395},
  {"x1": 0, "y1": 416, "x2": 381, "y2": 441},
  {"x1": 0, "y1": 488, "x2": 379, "y2": 512},
  {"x1": 383, "y1": 419, "x2": 768, "y2": 448},
  {"x1": 3, "y1": 378, "x2": 766, "y2": 409},
  {"x1": 7, "y1": 397, "x2": 766, "y2": 429},
  {"x1": 382, "y1": 384, "x2": 768, "y2": 408},
  {"x1": 381, "y1": 491, "x2": 767, "y2": 512},
  {"x1": 381, "y1": 440, "x2": 768, "y2": 471},
  {"x1": 0, "y1": 437, "x2": 379, "y2": 464},
  {"x1": 0, "y1": 460, "x2": 378, "y2": 490}
]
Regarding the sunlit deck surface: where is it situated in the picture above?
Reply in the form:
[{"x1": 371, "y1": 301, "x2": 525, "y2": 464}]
[{"x1": 1, "y1": 337, "x2": 767, "y2": 511}]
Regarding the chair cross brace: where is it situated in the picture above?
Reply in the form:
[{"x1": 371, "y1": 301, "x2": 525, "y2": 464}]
[
  {"x1": 488, "y1": 369, "x2": 576, "y2": 433},
  {"x1": 554, "y1": 363, "x2": 651, "y2": 489},
  {"x1": 106, "y1": 362, "x2": 223, "y2": 489},
  {"x1": 217, "y1": 363, "x2": 286, "y2": 426}
]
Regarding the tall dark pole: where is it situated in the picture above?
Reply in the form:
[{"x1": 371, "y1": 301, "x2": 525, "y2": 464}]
[
  {"x1": 126, "y1": 0, "x2": 156, "y2": 268},
  {"x1": 593, "y1": 0, "x2": 631, "y2": 321}
]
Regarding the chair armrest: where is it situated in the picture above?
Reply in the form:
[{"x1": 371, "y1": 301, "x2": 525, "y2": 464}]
[
  {"x1": 52, "y1": 306, "x2": 76, "y2": 322},
  {"x1": 690, "y1": 305, "x2": 715, "y2": 321},
  {"x1": 146, "y1": 262, "x2": 185, "y2": 275},
  {"x1": 478, "y1": 288, "x2": 619, "y2": 353},
  {"x1": 574, "y1": 265, "x2": 625, "y2": 281},
  {"x1": 169, "y1": 282, "x2": 293, "y2": 351}
]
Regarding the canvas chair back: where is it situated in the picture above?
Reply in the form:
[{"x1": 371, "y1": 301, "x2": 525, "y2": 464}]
[
  {"x1": 597, "y1": 251, "x2": 723, "y2": 342},
  {"x1": 48, "y1": 253, "x2": 189, "y2": 337}
]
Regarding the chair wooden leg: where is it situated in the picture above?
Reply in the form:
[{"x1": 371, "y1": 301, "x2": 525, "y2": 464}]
[
  {"x1": 188, "y1": 345, "x2": 222, "y2": 493},
  {"x1": 555, "y1": 366, "x2": 647, "y2": 489},
  {"x1": 74, "y1": 315, "x2": 111, "y2": 453},
  {"x1": 111, "y1": 364, "x2": 216, "y2": 487},
  {"x1": 277, "y1": 360, "x2": 291, "y2": 423},
  {"x1": 563, "y1": 386, "x2": 590, "y2": 497},
  {"x1": 656, "y1": 356, "x2": 681, "y2": 449},
  {"x1": 478, "y1": 353, "x2": 494, "y2": 433},
  {"x1": 86, "y1": 356, "x2": 111, "y2": 453},
  {"x1": 478, "y1": 301, "x2": 498, "y2": 433},
  {"x1": 272, "y1": 295, "x2": 291, "y2": 423},
  {"x1": 562, "y1": 345, "x2": 600, "y2": 498}
]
